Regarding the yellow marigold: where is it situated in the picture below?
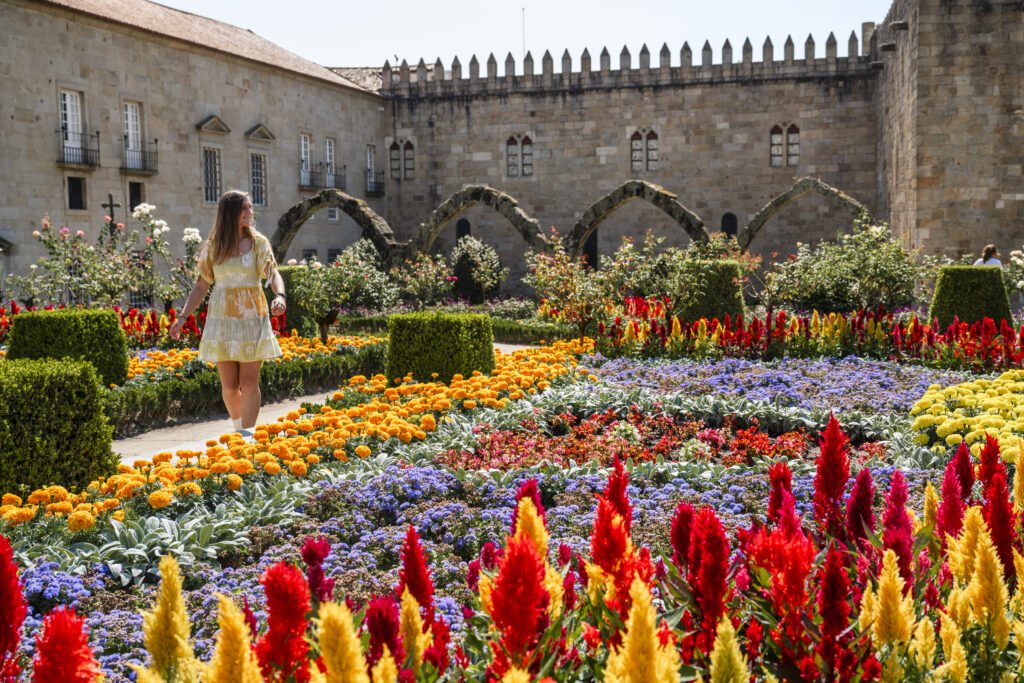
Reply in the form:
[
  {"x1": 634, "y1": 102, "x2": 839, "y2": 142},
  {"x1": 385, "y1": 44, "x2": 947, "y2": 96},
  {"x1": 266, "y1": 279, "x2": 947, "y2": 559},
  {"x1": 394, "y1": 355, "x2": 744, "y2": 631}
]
[
  {"x1": 67, "y1": 510, "x2": 95, "y2": 532},
  {"x1": 176, "y1": 482, "x2": 202, "y2": 498},
  {"x1": 289, "y1": 461, "x2": 308, "y2": 477},
  {"x1": 2, "y1": 494, "x2": 22, "y2": 507},
  {"x1": 45, "y1": 501, "x2": 73, "y2": 516},
  {"x1": 148, "y1": 490, "x2": 174, "y2": 509},
  {"x1": 226, "y1": 474, "x2": 243, "y2": 490},
  {"x1": 355, "y1": 445, "x2": 371, "y2": 458},
  {"x1": 3, "y1": 507, "x2": 34, "y2": 525},
  {"x1": 264, "y1": 462, "x2": 281, "y2": 475}
]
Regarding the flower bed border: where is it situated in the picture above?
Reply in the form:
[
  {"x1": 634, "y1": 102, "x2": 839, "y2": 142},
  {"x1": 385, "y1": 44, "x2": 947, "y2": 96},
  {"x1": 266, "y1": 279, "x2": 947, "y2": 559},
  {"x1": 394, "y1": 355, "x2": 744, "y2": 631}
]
[{"x1": 334, "y1": 314, "x2": 574, "y2": 344}]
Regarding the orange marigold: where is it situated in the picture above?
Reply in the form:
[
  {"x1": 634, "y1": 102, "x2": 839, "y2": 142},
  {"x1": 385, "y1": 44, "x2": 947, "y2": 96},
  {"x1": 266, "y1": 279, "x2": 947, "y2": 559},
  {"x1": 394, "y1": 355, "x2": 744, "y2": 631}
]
[
  {"x1": 226, "y1": 474, "x2": 243, "y2": 490},
  {"x1": 67, "y1": 510, "x2": 95, "y2": 532},
  {"x1": 264, "y1": 462, "x2": 282, "y2": 475},
  {"x1": 289, "y1": 461, "x2": 308, "y2": 477},
  {"x1": 355, "y1": 445, "x2": 372, "y2": 458},
  {"x1": 148, "y1": 490, "x2": 173, "y2": 509},
  {"x1": 1, "y1": 494, "x2": 21, "y2": 507}
]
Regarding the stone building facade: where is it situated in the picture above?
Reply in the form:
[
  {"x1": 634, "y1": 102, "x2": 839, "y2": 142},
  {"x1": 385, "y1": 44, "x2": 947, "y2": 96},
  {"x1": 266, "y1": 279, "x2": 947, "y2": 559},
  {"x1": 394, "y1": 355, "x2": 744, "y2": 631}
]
[{"x1": 1, "y1": 0, "x2": 1021, "y2": 294}]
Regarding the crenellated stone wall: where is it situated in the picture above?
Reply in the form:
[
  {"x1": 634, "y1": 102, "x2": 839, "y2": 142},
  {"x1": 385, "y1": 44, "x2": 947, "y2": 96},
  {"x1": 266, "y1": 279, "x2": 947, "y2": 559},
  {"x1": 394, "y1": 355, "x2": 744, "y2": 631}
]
[{"x1": 382, "y1": 35, "x2": 880, "y2": 291}]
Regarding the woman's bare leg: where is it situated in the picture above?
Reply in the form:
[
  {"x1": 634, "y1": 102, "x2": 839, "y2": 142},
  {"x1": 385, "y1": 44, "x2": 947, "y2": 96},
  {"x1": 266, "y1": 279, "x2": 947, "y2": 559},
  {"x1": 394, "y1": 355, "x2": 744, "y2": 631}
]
[
  {"x1": 238, "y1": 361, "x2": 263, "y2": 429},
  {"x1": 216, "y1": 361, "x2": 241, "y2": 420}
]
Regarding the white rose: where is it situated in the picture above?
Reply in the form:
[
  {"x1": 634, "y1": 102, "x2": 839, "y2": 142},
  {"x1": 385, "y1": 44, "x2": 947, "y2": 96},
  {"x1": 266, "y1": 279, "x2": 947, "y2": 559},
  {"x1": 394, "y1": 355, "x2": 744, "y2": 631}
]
[{"x1": 287, "y1": 258, "x2": 297, "y2": 265}]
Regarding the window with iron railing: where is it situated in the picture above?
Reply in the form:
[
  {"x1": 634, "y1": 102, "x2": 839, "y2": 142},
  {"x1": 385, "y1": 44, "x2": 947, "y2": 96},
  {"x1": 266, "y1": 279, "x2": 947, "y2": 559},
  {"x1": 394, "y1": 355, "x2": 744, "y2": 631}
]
[
  {"x1": 250, "y1": 153, "x2": 267, "y2": 207},
  {"x1": 202, "y1": 147, "x2": 221, "y2": 203}
]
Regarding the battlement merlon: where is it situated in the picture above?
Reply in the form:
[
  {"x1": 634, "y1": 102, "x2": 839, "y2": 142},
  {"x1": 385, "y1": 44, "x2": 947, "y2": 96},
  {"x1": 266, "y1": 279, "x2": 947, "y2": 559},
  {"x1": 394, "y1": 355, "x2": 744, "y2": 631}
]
[{"x1": 381, "y1": 25, "x2": 878, "y2": 97}]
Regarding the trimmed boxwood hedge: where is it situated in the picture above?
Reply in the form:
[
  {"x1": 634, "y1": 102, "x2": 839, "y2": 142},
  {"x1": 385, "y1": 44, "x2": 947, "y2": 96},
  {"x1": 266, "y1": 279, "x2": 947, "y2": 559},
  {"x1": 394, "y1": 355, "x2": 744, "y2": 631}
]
[
  {"x1": 386, "y1": 312, "x2": 494, "y2": 383},
  {"x1": 335, "y1": 314, "x2": 574, "y2": 344},
  {"x1": 104, "y1": 342, "x2": 386, "y2": 437},
  {"x1": 928, "y1": 265, "x2": 1012, "y2": 330},
  {"x1": 674, "y1": 260, "x2": 746, "y2": 323},
  {"x1": 6, "y1": 308, "x2": 129, "y2": 386},
  {"x1": 0, "y1": 358, "x2": 117, "y2": 494}
]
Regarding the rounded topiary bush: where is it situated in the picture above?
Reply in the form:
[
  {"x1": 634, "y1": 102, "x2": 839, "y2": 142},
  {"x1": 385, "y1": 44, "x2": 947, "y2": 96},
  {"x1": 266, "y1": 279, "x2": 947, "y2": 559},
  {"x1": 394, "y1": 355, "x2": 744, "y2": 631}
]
[
  {"x1": 449, "y1": 236, "x2": 508, "y2": 304},
  {"x1": 672, "y1": 260, "x2": 745, "y2": 323},
  {"x1": 928, "y1": 265, "x2": 1012, "y2": 330},
  {"x1": 6, "y1": 308, "x2": 128, "y2": 386}
]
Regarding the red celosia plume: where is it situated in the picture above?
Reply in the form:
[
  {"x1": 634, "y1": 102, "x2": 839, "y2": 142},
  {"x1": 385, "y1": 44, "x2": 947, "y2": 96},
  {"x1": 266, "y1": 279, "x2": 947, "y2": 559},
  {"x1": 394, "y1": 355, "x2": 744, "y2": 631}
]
[
  {"x1": 398, "y1": 524, "x2": 435, "y2": 624},
  {"x1": 254, "y1": 562, "x2": 312, "y2": 683},
  {"x1": 603, "y1": 456, "x2": 633, "y2": 532},
  {"x1": 767, "y1": 460, "x2": 793, "y2": 525},
  {"x1": 590, "y1": 497, "x2": 630, "y2": 579},
  {"x1": 490, "y1": 532, "x2": 550, "y2": 665},
  {"x1": 687, "y1": 507, "x2": 731, "y2": 653},
  {"x1": 845, "y1": 468, "x2": 876, "y2": 546},
  {"x1": 984, "y1": 470, "x2": 1018, "y2": 579},
  {"x1": 670, "y1": 500, "x2": 696, "y2": 571},
  {"x1": 815, "y1": 547, "x2": 852, "y2": 673},
  {"x1": 511, "y1": 478, "x2": 546, "y2": 531},
  {"x1": 952, "y1": 441, "x2": 975, "y2": 502},
  {"x1": 0, "y1": 536, "x2": 26, "y2": 683},
  {"x1": 365, "y1": 595, "x2": 404, "y2": 668},
  {"x1": 30, "y1": 606, "x2": 101, "y2": 683},
  {"x1": 937, "y1": 464, "x2": 965, "y2": 541},
  {"x1": 813, "y1": 415, "x2": 851, "y2": 541},
  {"x1": 978, "y1": 434, "x2": 1006, "y2": 493},
  {"x1": 882, "y1": 470, "x2": 914, "y2": 585}
]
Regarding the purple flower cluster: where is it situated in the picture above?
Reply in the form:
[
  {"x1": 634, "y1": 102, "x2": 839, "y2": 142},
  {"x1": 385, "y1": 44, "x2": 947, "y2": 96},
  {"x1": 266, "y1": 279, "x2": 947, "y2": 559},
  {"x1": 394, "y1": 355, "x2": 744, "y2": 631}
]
[{"x1": 581, "y1": 355, "x2": 970, "y2": 414}]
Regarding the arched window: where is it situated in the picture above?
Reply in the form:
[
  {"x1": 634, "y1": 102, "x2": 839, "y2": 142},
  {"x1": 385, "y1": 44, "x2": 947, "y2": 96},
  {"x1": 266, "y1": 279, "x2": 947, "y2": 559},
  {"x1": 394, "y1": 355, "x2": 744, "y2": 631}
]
[
  {"x1": 645, "y1": 131, "x2": 658, "y2": 171},
  {"x1": 630, "y1": 131, "x2": 644, "y2": 173},
  {"x1": 456, "y1": 218, "x2": 471, "y2": 239},
  {"x1": 521, "y1": 136, "x2": 533, "y2": 176},
  {"x1": 721, "y1": 212, "x2": 738, "y2": 237},
  {"x1": 786, "y1": 124, "x2": 800, "y2": 167},
  {"x1": 506, "y1": 136, "x2": 519, "y2": 177},
  {"x1": 403, "y1": 141, "x2": 415, "y2": 179},
  {"x1": 770, "y1": 125, "x2": 784, "y2": 167},
  {"x1": 389, "y1": 142, "x2": 401, "y2": 180}
]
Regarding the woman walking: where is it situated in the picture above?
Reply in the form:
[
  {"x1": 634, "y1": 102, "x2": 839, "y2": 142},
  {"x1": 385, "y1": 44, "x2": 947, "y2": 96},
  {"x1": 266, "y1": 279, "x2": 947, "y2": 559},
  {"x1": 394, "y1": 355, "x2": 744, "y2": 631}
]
[{"x1": 169, "y1": 190, "x2": 285, "y2": 434}]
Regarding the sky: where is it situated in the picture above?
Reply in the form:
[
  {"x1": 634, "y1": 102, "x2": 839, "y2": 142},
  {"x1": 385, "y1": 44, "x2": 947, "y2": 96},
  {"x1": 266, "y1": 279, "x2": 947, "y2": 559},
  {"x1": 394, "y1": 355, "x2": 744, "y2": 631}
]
[{"x1": 154, "y1": 0, "x2": 896, "y2": 69}]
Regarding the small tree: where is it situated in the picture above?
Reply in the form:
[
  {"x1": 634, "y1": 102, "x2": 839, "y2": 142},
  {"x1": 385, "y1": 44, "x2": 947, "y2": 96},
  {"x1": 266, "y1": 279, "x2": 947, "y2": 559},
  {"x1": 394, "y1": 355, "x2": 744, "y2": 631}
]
[
  {"x1": 388, "y1": 252, "x2": 455, "y2": 307},
  {"x1": 449, "y1": 236, "x2": 508, "y2": 303},
  {"x1": 524, "y1": 228, "x2": 613, "y2": 339}
]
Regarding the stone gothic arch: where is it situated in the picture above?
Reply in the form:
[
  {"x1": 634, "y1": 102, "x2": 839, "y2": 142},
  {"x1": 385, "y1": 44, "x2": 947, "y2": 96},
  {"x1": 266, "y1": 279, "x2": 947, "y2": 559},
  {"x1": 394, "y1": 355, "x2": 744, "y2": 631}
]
[
  {"x1": 566, "y1": 180, "x2": 710, "y2": 257},
  {"x1": 738, "y1": 176, "x2": 872, "y2": 251},
  {"x1": 410, "y1": 185, "x2": 550, "y2": 253},
  {"x1": 270, "y1": 189, "x2": 403, "y2": 265}
]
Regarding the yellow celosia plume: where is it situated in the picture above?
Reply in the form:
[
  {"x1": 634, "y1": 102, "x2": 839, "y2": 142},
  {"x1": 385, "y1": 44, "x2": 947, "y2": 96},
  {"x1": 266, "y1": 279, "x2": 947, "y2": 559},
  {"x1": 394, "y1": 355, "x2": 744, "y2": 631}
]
[
  {"x1": 603, "y1": 578, "x2": 679, "y2": 683},
  {"x1": 1015, "y1": 439, "x2": 1024, "y2": 513},
  {"x1": 857, "y1": 585, "x2": 877, "y2": 633},
  {"x1": 945, "y1": 585, "x2": 974, "y2": 633},
  {"x1": 514, "y1": 498, "x2": 550, "y2": 563},
  {"x1": 937, "y1": 613, "x2": 968, "y2": 683},
  {"x1": 923, "y1": 482, "x2": 939, "y2": 531},
  {"x1": 399, "y1": 587, "x2": 431, "y2": 674},
  {"x1": 372, "y1": 645, "x2": 399, "y2": 683},
  {"x1": 316, "y1": 601, "x2": 370, "y2": 683},
  {"x1": 708, "y1": 616, "x2": 748, "y2": 683},
  {"x1": 500, "y1": 668, "x2": 532, "y2": 683},
  {"x1": 204, "y1": 595, "x2": 262, "y2": 683},
  {"x1": 142, "y1": 555, "x2": 197, "y2": 682},
  {"x1": 873, "y1": 550, "x2": 913, "y2": 647},
  {"x1": 948, "y1": 506, "x2": 986, "y2": 584},
  {"x1": 909, "y1": 617, "x2": 936, "y2": 670},
  {"x1": 968, "y1": 527, "x2": 1011, "y2": 649}
]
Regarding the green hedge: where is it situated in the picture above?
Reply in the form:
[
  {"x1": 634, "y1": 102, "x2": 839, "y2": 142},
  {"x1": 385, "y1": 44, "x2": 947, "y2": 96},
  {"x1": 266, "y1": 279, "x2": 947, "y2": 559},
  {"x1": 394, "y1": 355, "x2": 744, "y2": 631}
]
[
  {"x1": 674, "y1": 260, "x2": 745, "y2": 323},
  {"x1": 104, "y1": 343, "x2": 387, "y2": 438},
  {"x1": 6, "y1": 309, "x2": 129, "y2": 386},
  {"x1": 335, "y1": 314, "x2": 573, "y2": 344},
  {"x1": 0, "y1": 358, "x2": 117, "y2": 494},
  {"x1": 386, "y1": 312, "x2": 494, "y2": 383},
  {"x1": 266, "y1": 266, "x2": 316, "y2": 338},
  {"x1": 928, "y1": 265, "x2": 1012, "y2": 330}
]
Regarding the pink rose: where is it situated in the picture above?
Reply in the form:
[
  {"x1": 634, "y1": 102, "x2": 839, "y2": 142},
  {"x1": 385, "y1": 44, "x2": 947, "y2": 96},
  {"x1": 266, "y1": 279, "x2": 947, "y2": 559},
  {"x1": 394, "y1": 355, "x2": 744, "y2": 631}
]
[
  {"x1": 60, "y1": 227, "x2": 69, "y2": 235},
  {"x1": 104, "y1": 216, "x2": 111, "y2": 222},
  {"x1": 76, "y1": 230, "x2": 84, "y2": 237},
  {"x1": 117, "y1": 223, "x2": 125, "y2": 230},
  {"x1": 146, "y1": 237, "x2": 153, "y2": 243}
]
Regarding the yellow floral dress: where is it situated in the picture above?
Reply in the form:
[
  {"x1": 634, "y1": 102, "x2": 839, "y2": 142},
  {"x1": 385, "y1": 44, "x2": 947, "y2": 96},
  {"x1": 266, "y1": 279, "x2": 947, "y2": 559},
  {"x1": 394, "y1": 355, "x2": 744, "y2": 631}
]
[{"x1": 196, "y1": 231, "x2": 283, "y2": 363}]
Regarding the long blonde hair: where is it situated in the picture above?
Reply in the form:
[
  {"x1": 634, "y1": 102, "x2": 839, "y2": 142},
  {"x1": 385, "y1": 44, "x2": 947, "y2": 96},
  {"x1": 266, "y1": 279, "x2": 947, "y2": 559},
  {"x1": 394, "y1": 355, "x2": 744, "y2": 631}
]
[{"x1": 207, "y1": 190, "x2": 253, "y2": 264}]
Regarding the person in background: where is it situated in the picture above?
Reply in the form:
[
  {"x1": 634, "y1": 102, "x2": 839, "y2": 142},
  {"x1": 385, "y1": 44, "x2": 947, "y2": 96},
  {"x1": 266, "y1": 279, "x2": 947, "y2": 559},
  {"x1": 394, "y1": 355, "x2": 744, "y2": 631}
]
[
  {"x1": 975, "y1": 244, "x2": 1002, "y2": 267},
  {"x1": 168, "y1": 190, "x2": 285, "y2": 435}
]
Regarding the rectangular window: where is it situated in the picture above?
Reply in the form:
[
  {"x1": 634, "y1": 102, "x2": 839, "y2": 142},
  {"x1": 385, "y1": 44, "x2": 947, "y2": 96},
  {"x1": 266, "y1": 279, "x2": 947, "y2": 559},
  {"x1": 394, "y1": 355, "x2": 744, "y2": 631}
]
[
  {"x1": 300, "y1": 133, "x2": 311, "y2": 185},
  {"x1": 325, "y1": 137, "x2": 336, "y2": 187},
  {"x1": 786, "y1": 131, "x2": 800, "y2": 167},
  {"x1": 390, "y1": 144, "x2": 401, "y2": 180},
  {"x1": 60, "y1": 89, "x2": 84, "y2": 163},
  {"x1": 122, "y1": 101, "x2": 142, "y2": 169},
  {"x1": 327, "y1": 207, "x2": 339, "y2": 221},
  {"x1": 202, "y1": 147, "x2": 221, "y2": 203},
  {"x1": 630, "y1": 136, "x2": 644, "y2": 173},
  {"x1": 521, "y1": 140, "x2": 533, "y2": 177},
  {"x1": 770, "y1": 131, "x2": 784, "y2": 167},
  {"x1": 250, "y1": 153, "x2": 267, "y2": 207},
  {"x1": 128, "y1": 181, "x2": 143, "y2": 211},
  {"x1": 302, "y1": 248, "x2": 319, "y2": 263},
  {"x1": 403, "y1": 143, "x2": 415, "y2": 180},
  {"x1": 506, "y1": 140, "x2": 519, "y2": 177},
  {"x1": 646, "y1": 137, "x2": 658, "y2": 171},
  {"x1": 67, "y1": 176, "x2": 85, "y2": 210},
  {"x1": 366, "y1": 145, "x2": 375, "y2": 174},
  {"x1": 328, "y1": 248, "x2": 342, "y2": 263}
]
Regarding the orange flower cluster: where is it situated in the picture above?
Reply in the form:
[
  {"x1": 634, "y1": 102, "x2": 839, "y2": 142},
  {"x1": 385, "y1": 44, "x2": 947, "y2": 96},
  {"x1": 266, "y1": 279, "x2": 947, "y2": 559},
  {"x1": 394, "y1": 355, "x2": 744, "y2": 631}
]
[
  {"x1": 124, "y1": 334, "x2": 385, "y2": 382},
  {"x1": 0, "y1": 339, "x2": 593, "y2": 533}
]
